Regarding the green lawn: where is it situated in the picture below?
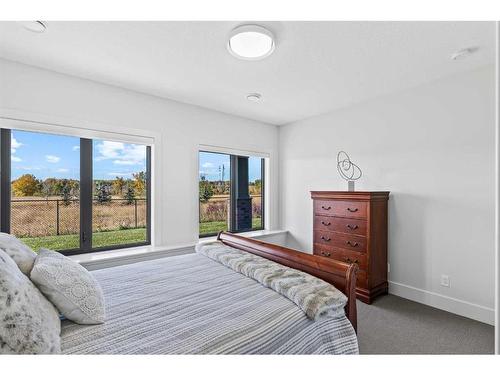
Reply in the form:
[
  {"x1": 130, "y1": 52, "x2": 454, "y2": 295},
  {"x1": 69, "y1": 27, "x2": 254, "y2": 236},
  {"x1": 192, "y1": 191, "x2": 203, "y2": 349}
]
[
  {"x1": 199, "y1": 218, "x2": 262, "y2": 236},
  {"x1": 21, "y1": 228, "x2": 147, "y2": 252}
]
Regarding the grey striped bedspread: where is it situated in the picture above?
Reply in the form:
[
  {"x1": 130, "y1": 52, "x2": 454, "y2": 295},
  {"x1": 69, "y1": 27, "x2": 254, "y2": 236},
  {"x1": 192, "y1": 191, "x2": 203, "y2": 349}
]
[{"x1": 61, "y1": 253, "x2": 358, "y2": 354}]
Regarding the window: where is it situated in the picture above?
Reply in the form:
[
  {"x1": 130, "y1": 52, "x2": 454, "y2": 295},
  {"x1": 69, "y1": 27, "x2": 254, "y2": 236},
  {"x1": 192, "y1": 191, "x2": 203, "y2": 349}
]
[
  {"x1": 248, "y1": 156, "x2": 264, "y2": 231},
  {"x1": 0, "y1": 128, "x2": 151, "y2": 254},
  {"x1": 199, "y1": 151, "x2": 265, "y2": 237},
  {"x1": 92, "y1": 140, "x2": 148, "y2": 248}
]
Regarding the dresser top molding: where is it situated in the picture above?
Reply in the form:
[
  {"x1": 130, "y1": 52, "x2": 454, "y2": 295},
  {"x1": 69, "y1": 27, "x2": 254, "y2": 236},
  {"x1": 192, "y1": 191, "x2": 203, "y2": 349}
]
[{"x1": 310, "y1": 191, "x2": 390, "y2": 201}]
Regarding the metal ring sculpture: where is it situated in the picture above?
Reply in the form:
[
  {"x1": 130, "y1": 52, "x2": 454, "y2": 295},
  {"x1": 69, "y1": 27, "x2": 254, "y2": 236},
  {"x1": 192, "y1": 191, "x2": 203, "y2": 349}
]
[{"x1": 337, "y1": 151, "x2": 362, "y2": 181}]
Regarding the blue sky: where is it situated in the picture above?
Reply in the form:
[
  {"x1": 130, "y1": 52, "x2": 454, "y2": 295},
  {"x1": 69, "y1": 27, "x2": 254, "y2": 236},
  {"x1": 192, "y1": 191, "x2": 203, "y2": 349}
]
[
  {"x1": 199, "y1": 151, "x2": 262, "y2": 182},
  {"x1": 11, "y1": 130, "x2": 146, "y2": 181}
]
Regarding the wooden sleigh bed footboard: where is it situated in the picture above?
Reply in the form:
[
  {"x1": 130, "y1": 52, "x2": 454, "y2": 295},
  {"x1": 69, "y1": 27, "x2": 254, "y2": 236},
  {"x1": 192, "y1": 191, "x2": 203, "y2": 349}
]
[{"x1": 217, "y1": 232, "x2": 359, "y2": 332}]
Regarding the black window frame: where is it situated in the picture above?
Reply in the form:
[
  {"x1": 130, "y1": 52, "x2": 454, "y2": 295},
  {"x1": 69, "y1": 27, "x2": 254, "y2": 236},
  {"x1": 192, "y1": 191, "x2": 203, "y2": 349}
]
[
  {"x1": 0, "y1": 128, "x2": 152, "y2": 255},
  {"x1": 198, "y1": 150, "x2": 265, "y2": 238}
]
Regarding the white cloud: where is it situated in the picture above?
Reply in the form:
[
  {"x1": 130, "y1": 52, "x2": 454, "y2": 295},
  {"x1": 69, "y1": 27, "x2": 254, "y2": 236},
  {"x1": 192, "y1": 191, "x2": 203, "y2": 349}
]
[
  {"x1": 95, "y1": 141, "x2": 146, "y2": 166},
  {"x1": 56, "y1": 168, "x2": 69, "y2": 173},
  {"x1": 113, "y1": 160, "x2": 137, "y2": 165},
  {"x1": 11, "y1": 135, "x2": 22, "y2": 154},
  {"x1": 72, "y1": 146, "x2": 80, "y2": 151},
  {"x1": 202, "y1": 162, "x2": 214, "y2": 168},
  {"x1": 45, "y1": 155, "x2": 61, "y2": 163},
  {"x1": 11, "y1": 156, "x2": 22, "y2": 162}
]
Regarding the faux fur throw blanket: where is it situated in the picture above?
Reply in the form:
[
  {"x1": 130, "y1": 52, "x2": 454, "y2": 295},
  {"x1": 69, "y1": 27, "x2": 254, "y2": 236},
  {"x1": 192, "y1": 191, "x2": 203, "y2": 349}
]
[{"x1": 195, "y1": 241, "x2": 348, "y2": 320}]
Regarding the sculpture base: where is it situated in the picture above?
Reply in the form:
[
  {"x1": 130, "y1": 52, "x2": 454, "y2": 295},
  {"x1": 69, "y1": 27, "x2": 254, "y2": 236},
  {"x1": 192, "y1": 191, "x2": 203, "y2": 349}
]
[{"x1": 348, "y1": 181, "x2": 355, "y2": 191}]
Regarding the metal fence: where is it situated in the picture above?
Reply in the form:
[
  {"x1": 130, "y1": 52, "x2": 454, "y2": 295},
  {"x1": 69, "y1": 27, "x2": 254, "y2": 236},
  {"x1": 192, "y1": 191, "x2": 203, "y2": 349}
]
[{"x1": 11, "y1": 198, "x2": 146, "y2": 238}]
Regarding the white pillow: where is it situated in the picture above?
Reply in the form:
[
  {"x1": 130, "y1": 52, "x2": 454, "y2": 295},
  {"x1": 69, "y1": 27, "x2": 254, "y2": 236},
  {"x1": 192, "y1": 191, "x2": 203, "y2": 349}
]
[
  {"x1": 30, "y1": 249, "x2": 106, "y2": 325},
  {"x1": 0, "y1": 232, "x2": 37, "y2": 275},
  {"x1": 0, "y1": 249, "x2": 61, "y2": 354}
]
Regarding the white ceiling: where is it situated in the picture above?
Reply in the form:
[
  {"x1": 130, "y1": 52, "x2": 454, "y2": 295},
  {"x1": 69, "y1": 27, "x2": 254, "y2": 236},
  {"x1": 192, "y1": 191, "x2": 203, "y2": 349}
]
[{"x1": 0, "y1": 21, "x2": 495, "y2": 125}]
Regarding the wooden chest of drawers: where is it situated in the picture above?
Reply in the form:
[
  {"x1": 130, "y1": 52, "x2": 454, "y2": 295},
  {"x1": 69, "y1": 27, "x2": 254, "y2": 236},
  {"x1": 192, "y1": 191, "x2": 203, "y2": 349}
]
[{"x1": 311, "y1": 191, "x2": 390, "y2": 304}]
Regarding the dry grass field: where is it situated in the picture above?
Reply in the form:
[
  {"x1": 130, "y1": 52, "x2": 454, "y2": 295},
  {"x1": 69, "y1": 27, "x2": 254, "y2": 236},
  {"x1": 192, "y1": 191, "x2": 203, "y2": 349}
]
[
  {"x1": 11, "y1": 197, "x2": 147, "y2": 249},
  {"x1": 11, "y1": 197, "x2": 147, "y2": 238}
]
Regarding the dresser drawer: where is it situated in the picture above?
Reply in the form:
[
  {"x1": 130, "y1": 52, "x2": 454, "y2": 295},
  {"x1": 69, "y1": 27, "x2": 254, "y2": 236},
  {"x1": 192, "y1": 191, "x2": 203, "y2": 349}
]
[
  {"x1": 314, "y1": 215, "x2": 367, "y2": 236},
  {"x1": 314, "y1": 244, "x2": 367, "y2": 270},
  {"x1": 332, "y1": 200, "x2": 367, "y2": 219},
  {"x1": 314, "y1": 230, "x2": 367, "y2": 252},
  {"x1": 314, "y1": 199, "x2": 367, "y2": 219},
  {"x1": 314, "y1": 200, "x2": 337, "y2": 216}
]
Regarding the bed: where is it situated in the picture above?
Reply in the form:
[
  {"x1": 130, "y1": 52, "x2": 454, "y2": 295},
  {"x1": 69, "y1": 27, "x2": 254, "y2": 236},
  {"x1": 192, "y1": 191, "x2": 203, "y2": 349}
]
[{"x1": 60, "y1": 232, "x2": 359, "y2": 354}]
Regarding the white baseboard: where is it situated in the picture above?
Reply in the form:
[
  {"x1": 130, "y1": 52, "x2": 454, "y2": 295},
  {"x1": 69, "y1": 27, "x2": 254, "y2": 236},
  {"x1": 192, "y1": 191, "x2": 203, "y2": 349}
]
[{"x1": 389, "y1": 281, "x2": 494, "y2": 325}]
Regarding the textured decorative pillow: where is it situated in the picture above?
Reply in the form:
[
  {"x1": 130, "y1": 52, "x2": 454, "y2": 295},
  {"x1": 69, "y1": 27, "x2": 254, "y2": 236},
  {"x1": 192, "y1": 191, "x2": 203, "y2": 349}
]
[
  {"x1": 30, "y1": 249, "x2": 105, "y2": 325},
  {"x1": 0, "y1": 249, "x2": 61, "y2": 354},
  {"x1": 0, "y1": 232, "x2": 37, "y2": 275}
]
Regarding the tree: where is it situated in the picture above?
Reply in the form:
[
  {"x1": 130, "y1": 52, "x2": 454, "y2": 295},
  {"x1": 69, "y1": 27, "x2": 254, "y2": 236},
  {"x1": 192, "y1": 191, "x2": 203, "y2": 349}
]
[
  {"x1": 42, "y1": 178, "x2": 58, "y2": 197},
  {"x1": 60, "y1": 179, "x2": 72, "y2": 206},
  {"x1": 112, "y1": 177, "x2": 126, "y2": 197},
  {"x1": 199, "y1": 176, "x2": 214, "y2": 203},
  {"x1": 11, "y1": 174, "x2": 41, "y2": 197},
  {"x1": 133, "y1": 171, "x2": 146, "y2": 197},
  {"x1": 124, "y1": 183, "x2": 135, "y2": 205},
  {"x1": 95, "y1": 181, "x2": 112, "y2": 204}
]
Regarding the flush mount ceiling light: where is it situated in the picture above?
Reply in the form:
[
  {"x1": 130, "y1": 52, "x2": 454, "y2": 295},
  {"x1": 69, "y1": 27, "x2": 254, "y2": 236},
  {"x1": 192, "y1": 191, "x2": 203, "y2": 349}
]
[
  {"x1": 246, "y1": 93, "x2": 262, "y2": 102},
  {"x1": 228, "y1": 25, "x2": 275, "y2": 60},
  {"x1": 450, "y1": 47, "x2": 478, "y2": 61},
  {"x1": 18, "y1": 21, "x2": 47, "y2": 33}
]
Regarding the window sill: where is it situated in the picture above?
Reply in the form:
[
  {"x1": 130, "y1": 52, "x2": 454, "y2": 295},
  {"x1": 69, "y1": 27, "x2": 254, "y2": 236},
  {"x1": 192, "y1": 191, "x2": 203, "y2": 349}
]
[
  {"x1": 71, "y1": 229, "x2": 288, "y2": 270},
  {"x1": 198, "y1": 229, "x2": 287, "y2": 243}
]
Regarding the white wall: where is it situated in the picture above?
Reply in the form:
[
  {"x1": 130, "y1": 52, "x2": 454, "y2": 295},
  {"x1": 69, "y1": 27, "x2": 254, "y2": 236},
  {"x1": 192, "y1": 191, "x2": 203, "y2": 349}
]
[
  {"x1": 0, "y1": 58, "x2": 280, "y2": 247},
  {"x1": 279, "y1": 66, "x2": 496, "y2": 324}
]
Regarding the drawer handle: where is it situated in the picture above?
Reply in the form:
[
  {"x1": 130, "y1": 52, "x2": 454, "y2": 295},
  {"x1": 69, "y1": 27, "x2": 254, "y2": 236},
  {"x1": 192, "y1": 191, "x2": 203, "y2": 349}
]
[
  {"x1": 321, "y1": 221, "x2": 331, "y2": 226},
  {"x1": 347, "y1": 207, "x2": 358, "y2": 212},
  {"x1": 346, "y1": 224, "x2": 359, "y2": 230},
  {"x1": 320, "y1": 251, "x2": 331, "y2": 257},
  {"x1": 346, "y1": 257, "x2": 359, "y2": 265},
  {"x1": 321, "y1": 205, "x2": 332, "y2": 210},
  {"x1": 346, "y1": 240, "x2": 359, "y2": 247},
  {"x1": 321, "y1": 236, "x2": 331, "y2": 242}
]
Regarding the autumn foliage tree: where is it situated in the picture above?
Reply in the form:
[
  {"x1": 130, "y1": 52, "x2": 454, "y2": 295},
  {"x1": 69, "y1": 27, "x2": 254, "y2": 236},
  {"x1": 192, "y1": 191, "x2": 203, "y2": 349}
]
[
  {"x1": 112, "y1": 177, "x2": 126, "y2": 196},
  {"x1": 11, "y1": 174, "x2": 41, "y2": 197},
  {"x1": 132, "y1": 172, "x2": 146, "y2": 197}
]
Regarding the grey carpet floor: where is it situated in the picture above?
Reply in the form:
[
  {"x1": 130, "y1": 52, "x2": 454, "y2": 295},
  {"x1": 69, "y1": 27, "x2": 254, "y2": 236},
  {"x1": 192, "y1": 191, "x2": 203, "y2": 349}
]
[{"x1": 357, "y1": 294, "x2": 494, "y2": 354}]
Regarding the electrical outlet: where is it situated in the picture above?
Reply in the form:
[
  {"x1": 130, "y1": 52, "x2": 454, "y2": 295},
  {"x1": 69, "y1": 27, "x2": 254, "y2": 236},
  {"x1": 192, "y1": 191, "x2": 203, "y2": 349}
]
[{"x1": 440, "y1": 274, "x2": 450, "y2": 287}]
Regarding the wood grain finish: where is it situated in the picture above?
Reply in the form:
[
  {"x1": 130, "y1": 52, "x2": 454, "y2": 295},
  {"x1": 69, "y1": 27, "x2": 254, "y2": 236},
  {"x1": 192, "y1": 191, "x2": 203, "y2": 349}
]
[
  {"x1": 314, "y1": 215, "x2": 368, "y2": 236},
  {"x1": 313, "y1": 200, "x2": 367, "y2": 219},
  {"x1": 217, "y1": 231, "x2": 359, "y2": 332},
  {"x1": 311, "y1": 191, "x2": 389, "y2": 304},
  {"x1": 314, "y1": 244, "x2": 368, "y2": 269},
  {"x1": 314, "y1": 230, "x2": 367, "y2": 252}
]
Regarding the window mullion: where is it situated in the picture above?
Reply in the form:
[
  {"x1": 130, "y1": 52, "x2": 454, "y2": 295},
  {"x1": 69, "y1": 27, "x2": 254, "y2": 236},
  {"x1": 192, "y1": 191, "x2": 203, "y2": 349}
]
[
  {"x1": 229, "y1": 155, "x2": 237, "y2": 232},
  {"x1": 0, "y1": 128, "x2": 11, "y2": 233},
  {"x1": 80, "y1": 138, "x2": 93, "y2": 251}
]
